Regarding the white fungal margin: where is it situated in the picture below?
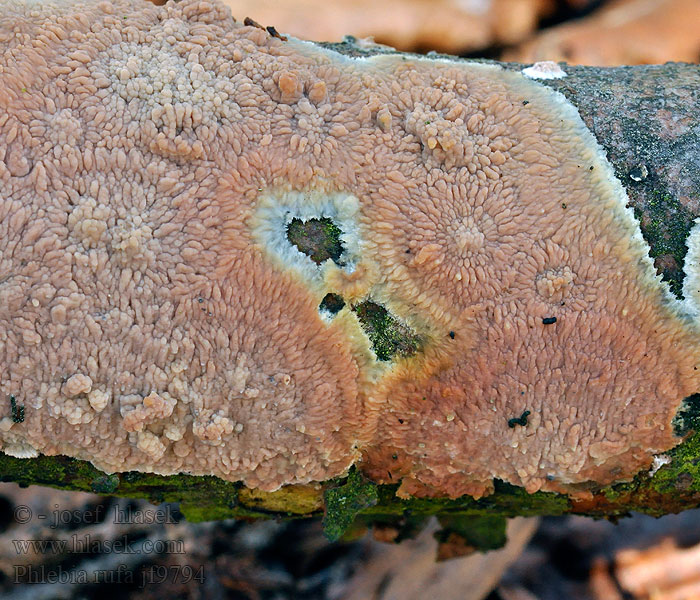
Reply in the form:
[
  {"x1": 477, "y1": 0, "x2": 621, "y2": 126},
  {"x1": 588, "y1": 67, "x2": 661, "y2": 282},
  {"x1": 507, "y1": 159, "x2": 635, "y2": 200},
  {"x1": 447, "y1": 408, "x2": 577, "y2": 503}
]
[
  {"x1": 2, "y1": 441, "x2": 39, "y2": 459},
  {"x1": 522, "y1": 61, "x2": 568, "y2": 80},
  {"x1": 251, "y1": 188, "x2": 363, "y2": 288},
  {"x1": 683, "y1": 219, "x2": 700, "y2": 319}
]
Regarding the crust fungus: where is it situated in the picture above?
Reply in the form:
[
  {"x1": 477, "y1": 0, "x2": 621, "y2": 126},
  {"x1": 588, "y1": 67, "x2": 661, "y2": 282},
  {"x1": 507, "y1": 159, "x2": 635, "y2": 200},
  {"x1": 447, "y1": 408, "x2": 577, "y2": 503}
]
[{"x1": 1, "y1": 0, "x2": 699, "y2": 499}]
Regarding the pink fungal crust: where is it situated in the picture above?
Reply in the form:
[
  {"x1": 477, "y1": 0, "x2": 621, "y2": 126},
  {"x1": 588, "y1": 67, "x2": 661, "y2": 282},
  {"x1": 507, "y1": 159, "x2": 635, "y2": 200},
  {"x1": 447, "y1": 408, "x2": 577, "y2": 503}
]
[{"x1": 1, "y1": 0, "x2": 699, "y2": 497}]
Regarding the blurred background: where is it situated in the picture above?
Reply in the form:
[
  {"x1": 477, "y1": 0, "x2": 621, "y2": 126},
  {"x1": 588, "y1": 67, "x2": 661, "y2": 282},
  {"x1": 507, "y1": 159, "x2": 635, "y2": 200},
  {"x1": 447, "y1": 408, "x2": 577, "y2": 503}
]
[
  {"x1": 4, "y1": 0, "x2": 700, "y2": 598},
  {"x1": 5, "y1": 480, "x2": 700, "y2": 599},
  {"x1": 151, "y1": 0, "x2": 700, "y2": 66}
]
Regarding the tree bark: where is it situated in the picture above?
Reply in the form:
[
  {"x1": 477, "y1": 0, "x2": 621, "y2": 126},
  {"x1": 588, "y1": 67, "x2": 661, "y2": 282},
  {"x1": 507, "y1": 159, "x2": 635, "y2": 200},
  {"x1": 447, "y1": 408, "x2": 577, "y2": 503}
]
[{"x1": 2, "y1": 46, "x2": 700, "y2": 544}]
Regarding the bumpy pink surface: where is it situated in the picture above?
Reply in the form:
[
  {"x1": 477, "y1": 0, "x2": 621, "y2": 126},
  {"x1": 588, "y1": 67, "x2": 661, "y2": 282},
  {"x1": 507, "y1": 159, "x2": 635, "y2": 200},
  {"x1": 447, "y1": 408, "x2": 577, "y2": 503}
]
[{"x1": 1, "y1": 0, "x2": 698, "y2": 497}]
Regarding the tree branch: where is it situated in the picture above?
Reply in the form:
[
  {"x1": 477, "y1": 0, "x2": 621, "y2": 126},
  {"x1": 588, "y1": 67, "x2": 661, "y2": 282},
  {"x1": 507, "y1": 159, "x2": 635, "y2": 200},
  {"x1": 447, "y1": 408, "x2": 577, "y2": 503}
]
[{"x1": 2, "y1": 29, "x2": 700, "y2": 545}]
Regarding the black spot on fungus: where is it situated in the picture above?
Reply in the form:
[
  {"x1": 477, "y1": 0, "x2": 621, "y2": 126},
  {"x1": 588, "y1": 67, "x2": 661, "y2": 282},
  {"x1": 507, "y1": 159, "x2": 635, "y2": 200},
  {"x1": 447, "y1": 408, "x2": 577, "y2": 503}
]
[
  {"x1": 542, "y1": 317, "x2": 557, "y2": 325},
  {"x1": 508, "y1": 410, "x2": 531, "y2": 429},
  {"x1": 319, "y1": 293, "x2": 345, "y2": 316},
  {"x1": 449, "y1": 331, "x2": 455, "y2": 339},
  {"x1": 9, "y1": 395, "x2": 24, "y2": 424},
  {"x1": 286, "y1": 217, "x2": 345, "y2": 266}
]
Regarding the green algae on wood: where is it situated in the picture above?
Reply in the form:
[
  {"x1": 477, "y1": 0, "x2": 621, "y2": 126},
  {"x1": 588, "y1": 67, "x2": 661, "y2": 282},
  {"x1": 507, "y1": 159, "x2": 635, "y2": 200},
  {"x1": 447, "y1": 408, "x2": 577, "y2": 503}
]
[
  {"x1": 352, "y1": 301, "x2": 422, "y2": 361},
  {"x1": 286, "y1": 216, "x2": 345, "y2": 265},
  {"x1": 5, "y1": 447, "x2": 700, "y2": 529},
  {"x1": 633, "y1": 190, "x2": 694, "y2": 298},
  {"x1": 322, "y1": 468, "x2": 379, "y2": 541}
]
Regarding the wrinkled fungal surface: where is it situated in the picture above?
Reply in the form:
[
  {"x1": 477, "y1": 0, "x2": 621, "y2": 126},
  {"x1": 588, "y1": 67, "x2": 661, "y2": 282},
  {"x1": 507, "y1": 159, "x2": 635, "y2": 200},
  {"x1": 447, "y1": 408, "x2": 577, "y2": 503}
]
[{"x1": 1, "y1": 0, "x2": 699, "y2": 498}]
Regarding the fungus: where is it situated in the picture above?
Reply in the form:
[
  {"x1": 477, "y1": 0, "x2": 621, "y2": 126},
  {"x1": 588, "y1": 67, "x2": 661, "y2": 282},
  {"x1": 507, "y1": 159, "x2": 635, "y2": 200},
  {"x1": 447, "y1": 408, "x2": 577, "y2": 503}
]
[
  {"x1": 521, "y1": 61, "x2": 567, "y2": 80},
  {"x1": 121, "y1": 392, "x2": 176, "y2": 433},
  {"x1": 1, "y1": 0, "x2": 699, "y2": 500},
  {"x1": 63, "y1": 374, "x2": 92, "y2": 398}
]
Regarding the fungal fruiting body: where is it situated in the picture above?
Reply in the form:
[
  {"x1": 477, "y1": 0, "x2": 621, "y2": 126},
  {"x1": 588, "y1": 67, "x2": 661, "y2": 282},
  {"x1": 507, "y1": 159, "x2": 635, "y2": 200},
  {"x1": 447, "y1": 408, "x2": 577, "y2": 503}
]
[{"x1": 1, "y1": 0, "x2": 699, "y2": 499}]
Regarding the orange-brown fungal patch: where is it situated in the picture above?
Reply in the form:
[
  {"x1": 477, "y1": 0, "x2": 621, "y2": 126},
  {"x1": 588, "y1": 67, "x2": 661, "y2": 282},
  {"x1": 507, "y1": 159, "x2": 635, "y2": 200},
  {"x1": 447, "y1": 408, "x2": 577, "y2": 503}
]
[
  {"x1": 0, "y1": 0, "x2": 361, "y2": 490},
  {"x1": 358, "y1": 66, "x2": 700, "y2": 497},
  {"x1": 1, "y1": 0, "x2": 699, "y2": 498}
]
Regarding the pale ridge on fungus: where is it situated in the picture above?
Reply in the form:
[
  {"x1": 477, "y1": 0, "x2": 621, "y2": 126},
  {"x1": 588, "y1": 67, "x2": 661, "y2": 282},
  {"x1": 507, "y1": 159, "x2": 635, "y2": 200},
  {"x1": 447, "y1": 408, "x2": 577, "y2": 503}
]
[
  {"x1": 683, "y1": 220, "x2": 700, "y2": 319},
  {"x1": 2, "y1": 442, "x2": 39, "y2": 459},
  {"x1": 251, "y1": 189, "x2": 363, "y2": 288}
]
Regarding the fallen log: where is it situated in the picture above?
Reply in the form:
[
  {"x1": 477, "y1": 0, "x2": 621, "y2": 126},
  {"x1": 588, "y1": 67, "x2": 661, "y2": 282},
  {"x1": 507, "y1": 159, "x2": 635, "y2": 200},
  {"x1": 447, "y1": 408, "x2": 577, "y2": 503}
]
[{"x1": 1, "y1": 0, "x2": 699, "y2": 544}]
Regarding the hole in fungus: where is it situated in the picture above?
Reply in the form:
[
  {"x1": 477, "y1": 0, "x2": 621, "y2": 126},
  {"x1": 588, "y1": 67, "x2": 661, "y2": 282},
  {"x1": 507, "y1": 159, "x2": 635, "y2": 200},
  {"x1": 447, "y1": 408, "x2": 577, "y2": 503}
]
[
  {"x1": 352, "y1": 301, "x2": 421, "y2": 361},
  {"x1": 672, "y1": 393, "x2": 700, "y2": 436},
  {"x1": 9, "y1": 395, "x2": 24, "y2": 424},
  {"x1": 286, "y1": 217, "x2": 345, "y2": 266},
  {"x1": 319, "y1": 293, "x2": 345, "y2": 317}
]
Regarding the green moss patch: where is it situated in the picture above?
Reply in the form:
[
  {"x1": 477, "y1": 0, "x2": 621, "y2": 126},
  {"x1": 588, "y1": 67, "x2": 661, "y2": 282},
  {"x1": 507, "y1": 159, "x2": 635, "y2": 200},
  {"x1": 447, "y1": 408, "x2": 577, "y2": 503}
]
[
  {"x1": 286, "y1": 216, "x2": 344, "y2": 265},
  {"x1": 353, "y1": 300, "x2": 422, "y2": 361},
  {"x1": 323, "y1": 468, "x2": 379, "y2": 541},
  {"x1": 5, "y1": 451, "x2": 700, "y2": 526},
  {"x1": 91, "y1": 474, "x2": 120, "y2": 494}
]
